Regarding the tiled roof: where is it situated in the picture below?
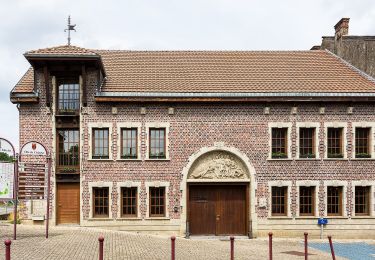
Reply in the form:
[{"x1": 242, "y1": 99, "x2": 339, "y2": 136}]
[
  {"x1": 13, "y1": 67, "x2": 34, "y2": 93},
  {"x1": 12, "y1": 47, "x2": 375, "y2": 95},
  {"x1": 24, "y1": 45, "x2": 99, "y2": 57}
]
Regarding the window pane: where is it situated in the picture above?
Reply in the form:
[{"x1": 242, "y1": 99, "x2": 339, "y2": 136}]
[
  {"x1": 272, "y1": 187, "x2": 287, "y2": 216},
  {"x1": 149, "y1": 128, "x2": 166, "y2": 159},
  {"x1": 93, "y1": 187, "x2": 109, "y2": 218},
  {"x1": 271, "y1": 128, "x2": 287, "y2": 158},
  {"x1": 327, "y1": 128, "x2": 343, "y2": 158},
  {"x1": 355, "y1": 186, "x2": 370, "y2": 215},
  {"x1": 150, "y1": 187, "x2": 165, "y2": 217},
  {"x1": 299, "y1": 128, "x2": 315, "y2": 158},
  {"x1": 327, "y1": 186, "x2": 342, "y2": 216},
  {"x1": 355, "y1": 128, "x2": 370, "y2": 157}
]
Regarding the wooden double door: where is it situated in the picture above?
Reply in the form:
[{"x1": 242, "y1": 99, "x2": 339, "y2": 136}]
[
  {"x1": 56, "y1": 183, "x2": 80, "y2": 225},
  {"x1": 188, "y1": 184, "x2": 247, "y2": 236}
]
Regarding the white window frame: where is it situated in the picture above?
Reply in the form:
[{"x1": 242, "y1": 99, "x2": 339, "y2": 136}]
[
  {"x1": 268, "y1": 123, "x2": 293, "y2": 159},
  {"x1": 296, "y1": 122, "x2": 320, "y2": 159},
  {"x1": 352, "y1": 181, "x2": 375, "y2": 217},
  {"x1": 324, "y1": 180, "x2": 348, "y2": 217},
  {"x1": 268, "y1": 181, "x2": 292, "y2": 218},
  {"x1": 145, "y1": 122, "x2": 170, "y2": 160},
  {"x1": 88, "y1": 123, "x2": 113, "y2": 160},
  {"x1": 352, "y1": 122, "x2": 375, "y2": 159},
  {"x1": 88, "y1": 181, "x2": 113, "y2": 219},
  {"x1": 324, "y1": 122, "x2": 348, "y2": 159},
  {"x1": 117, "y1": 181, "x2": 141, "y2": 219},
  {"x1": 145, "y1": 181, "x2": 170, "y2": 218},
  {"x1": 295, "y1": 181, "x2": 320, "y2": 217},
  {"x1": 117, "y1": 122, "x2": 142, "y2": 160}
]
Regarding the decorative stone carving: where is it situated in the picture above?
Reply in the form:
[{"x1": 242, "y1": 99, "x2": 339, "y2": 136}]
[{"x1": 188, "y1": 151, "x2": 249, "y2": 179}]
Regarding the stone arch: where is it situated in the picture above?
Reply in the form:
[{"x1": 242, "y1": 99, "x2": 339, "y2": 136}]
[{"x1": 179, "y1": 145, "x2": 257, "y2": 237}]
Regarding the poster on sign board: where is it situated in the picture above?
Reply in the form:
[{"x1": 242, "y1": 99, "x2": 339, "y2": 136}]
[{"x1": 0, "y1": 138, "x2": 15, "y2": 200}]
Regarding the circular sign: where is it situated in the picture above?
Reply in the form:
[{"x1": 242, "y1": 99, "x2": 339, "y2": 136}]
[{"x1": 20, "y1": 142, "x2": 47, "y2": 156}]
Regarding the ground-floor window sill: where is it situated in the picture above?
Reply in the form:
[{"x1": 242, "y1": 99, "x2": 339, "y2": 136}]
[
  {"x1": 87, "y1": 218, "x2": 113, "y2": 221},
  {"x1": 144, "y1": 217, "x2": 171, "y2": 220},
  {"x1": 116, "y1": 217, "x2": 143, "y2": 221}
]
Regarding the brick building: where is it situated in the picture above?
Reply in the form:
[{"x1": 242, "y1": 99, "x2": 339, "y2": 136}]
[
  {"x1": 312, "y1": 18, "x2": 375, "y2": 78},
  {"x1": 10, "y1": 45, "x2": 375, "y2": 238}
]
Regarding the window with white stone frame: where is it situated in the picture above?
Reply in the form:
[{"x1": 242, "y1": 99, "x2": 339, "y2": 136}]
[
  {"x1": 117, "y1": 182, "x2": 141, "y2": 218},
  {"x1": 268, "y1": 181, "x2": 292, "y2": 217},
  {"x1": 352, "y1": 123, "x2": 375, "y2": 159},
  {"x1": 268, "y1": 123, "x2": 292, "y2": 159},
  {"x1": 295, "y1": 181, "x2": 319, "y2": 217},
  {"x1": 296, "y1": 123, "x2": 320, "y2": 159},
  {"x1": 145, "y1": 181, "x2": 170, "y2": 218},
  {"x1": 145, "y1": 123, "x2": 170, "y2": 160},
  {"x1": 324, "y1": 181, "x2": 347, "y2": 217},
  {"x1": 352, "y1": 181, "x2": 375, "y2": 217},
  {"x1": 117, "y1": 123, "x2": 142, "y2": 160},
  {"x1": 324, "y1": 123, "x2": 347, "y2": 159},
  {"x1": 88, "y1": 123, "x2": 113, "y2": 160},
  {"x1": 88, "y1": 182, "x2": 113, "y2": 219}
]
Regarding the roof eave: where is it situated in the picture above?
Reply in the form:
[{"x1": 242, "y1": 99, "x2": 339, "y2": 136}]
[{"x1": 95, "y1": 91, "x2": 375, "y2": 102}]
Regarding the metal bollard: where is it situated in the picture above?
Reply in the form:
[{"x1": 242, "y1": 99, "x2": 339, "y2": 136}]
[
  {"x1": 230, "y1": 236, "x2": 234, "y2": 260},
  {"x1": 304, "y1": 232, "x2": 308, "y2": 260},
  {"x1": 4, "y1": 239, "x2": 11, "y2": 260},
  {"x1": 171, "y1": 236, "x2": 176, "y2": 260},
  {"x1": 98, "y1": 236, "x2": 104, "y2": 260},
  {"x1": 328, "y1": 236, "x2": 336, "y2": 260},
  {"x1": 268, "y1": 232, "x2": 273, "y2": 260}
]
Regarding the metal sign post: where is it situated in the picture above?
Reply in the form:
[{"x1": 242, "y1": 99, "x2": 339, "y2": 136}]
[
  {"x1": 19, "y1": 141, "x2": 50, "y2": 239},
  {"x1": 318, "y1": 218, "x2": 328, "y2": 239},
  {"x1": 0, "y1": 137, "x2": 17, "y2": 240}
]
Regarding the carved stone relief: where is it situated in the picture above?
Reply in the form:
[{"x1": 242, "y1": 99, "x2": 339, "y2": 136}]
[{"x1": 188, "y1": 151, "x2": 249, "y2": 180}]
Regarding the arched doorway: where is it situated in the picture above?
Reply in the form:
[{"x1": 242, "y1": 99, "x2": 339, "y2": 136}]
[{"x1": 180, "y1": 146, "x2": 256, "y2": 237}]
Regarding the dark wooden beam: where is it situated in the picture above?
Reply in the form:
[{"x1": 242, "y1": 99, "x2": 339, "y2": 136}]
[
  {"x1": 43, "y1": 66, "x2": 50, "y2": 107},
  {"x1": 81, "y1": 65, "x2": 87, "y2": 106}
]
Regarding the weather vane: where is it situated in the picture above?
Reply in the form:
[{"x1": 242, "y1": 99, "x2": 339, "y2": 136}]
[{"x1": 64, "y1": 15, "x2": 76, "y2": 46}]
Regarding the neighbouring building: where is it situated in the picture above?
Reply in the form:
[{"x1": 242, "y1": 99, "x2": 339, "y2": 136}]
[
  {"x1": 312, "y1": 18, "x2": 375, "y2": 78},
  {"x1": 10, "y1": 45, "x2": 375, "y2": 238}
]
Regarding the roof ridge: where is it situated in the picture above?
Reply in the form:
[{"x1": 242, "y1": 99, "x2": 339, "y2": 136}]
[
  {"x1": 94, "y1": 49, "x2": 325, "y2": 53},
  {"x1": 324, "y1": 49, "x2": 375, "y2": 85}
]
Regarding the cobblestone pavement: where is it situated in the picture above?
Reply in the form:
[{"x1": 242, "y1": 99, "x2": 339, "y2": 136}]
[{"x1": 0, "y1": 224, "x2": 346, "y2": 260}]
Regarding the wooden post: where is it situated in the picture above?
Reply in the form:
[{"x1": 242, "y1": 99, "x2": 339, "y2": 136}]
[
  {"x1": 304, "y1": 232, "x2": 308, "y2": 260},
  {"x1": 98, "y1": 236, "x2": 104, "y2": 260},
  {"x1": 328, "y1": 236, "x2": 336, "y2": 260},
  {"x1": 268, "y1": 232, "x2": 273, "y2": 260},
  {"x1": 230, "y1": 236, "x2": 234, "y2": 260},
  {"x1": 4, "y1": 239, "x2": 11, "y2": 260},
  {"x1": 45, "y1": 155, "x2": 51, "y2": 239},
  {"x1": 171, "y1": 236, "x2": 176, "y2": 260}
]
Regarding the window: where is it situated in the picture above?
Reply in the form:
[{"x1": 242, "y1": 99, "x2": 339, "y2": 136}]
[
  {"x1": 121, "y1": 187, "x2": 137, "y2": 217},
  {"x1": 149, "y1": 128, "x2": 166, "y2": 159},
  {"x1": 271, "y1": 128, "x2": 288, "y2": 158},
  {"x1": 355, "y1": 186, "x2": 370, "y2": 216},
  {"x1": 93, "y1": 187, "x2": 109, "y2": 218},
  {"x1": 299, "y1": 186, "x2": 315, "y2": 216},
  {"x1": 121, "y1": 128, "x2": 138, "y2": 159},
  {"x1": 355, "y1": 128, "x2": 371, "y2": 158},
  {"x1": 149, "y1": 187, "x2": 165, "y2": 217},
  {"x1": 57, "y1": 78, "x2": 80, "y2": 113},
  {"x1": 327, "y1": 128, "x2": 343, "y2": 158},
  {"x1": 299, "y1": 128, "x2": 316, "y2": 158},
  {"x1": 57, "y1": 129, "x2": 79, "y2": 169},
  {"x1": 92, "y1": 128, "x2": 109, "y2": 159},
  {"x1": 271, "y1": 186, "x2": 287, "y2": 216},
  {"x1": 327, "y1": 186, "x2": 343, "y2": 216}
]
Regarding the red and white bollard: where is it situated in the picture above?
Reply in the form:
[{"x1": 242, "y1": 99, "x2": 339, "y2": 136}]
[
  {"x1": 230, "y1": 236, "x2": 234, "y2": 260},
  {"x1": 171, "y1": 236, "x2": 176, "y2": 260},
  {"x1": 4, "y1": 239, "x2": 11, "y2": 260},
  {"x1": 328, "y1": 236, "x2": 336, "y2": 260},
  {"x1": 268, "y1": 232, "x2": 273, "y2": 260},
  {"x1": 304, "y1": 232, "x2": 308, "y2": 260},
  {"x1": 98, "y1": 236, "x2": 104, "y2": 260}
]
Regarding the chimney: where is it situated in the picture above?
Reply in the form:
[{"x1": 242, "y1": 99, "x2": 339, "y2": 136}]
[{"x1": 334, "y1": 18, "x2": 350, "y2": 40}]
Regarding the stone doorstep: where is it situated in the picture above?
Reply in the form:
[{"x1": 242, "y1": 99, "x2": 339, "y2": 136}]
[{"x1": 189, "y1": 235, "x2": 249, "y2": 240}]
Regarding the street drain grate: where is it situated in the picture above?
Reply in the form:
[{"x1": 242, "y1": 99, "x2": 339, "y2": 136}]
[{"x1": 282, "y1": 251, "x2": 315, "y2": 256}]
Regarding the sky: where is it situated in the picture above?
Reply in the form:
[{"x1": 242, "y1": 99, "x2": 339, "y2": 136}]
[{"x1": 1, "y1": 0, "x2": 375, "y2": 150}]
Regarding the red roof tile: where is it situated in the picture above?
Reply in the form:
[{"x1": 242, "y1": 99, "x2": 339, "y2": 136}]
[{"x1": 12, "y1": 47, "x2": 375, "y2": 95}]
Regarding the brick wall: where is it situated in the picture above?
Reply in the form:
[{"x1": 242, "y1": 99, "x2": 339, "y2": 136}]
[{"x1": 18, "y1": 69, "x2": 375, "y2": 237}]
